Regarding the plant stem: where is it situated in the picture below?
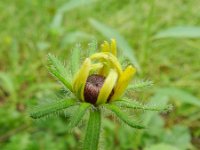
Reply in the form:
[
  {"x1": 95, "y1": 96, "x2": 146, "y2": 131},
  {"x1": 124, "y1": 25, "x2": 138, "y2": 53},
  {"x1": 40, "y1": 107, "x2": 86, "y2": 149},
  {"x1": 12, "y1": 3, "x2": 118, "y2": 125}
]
[{"x1": 83, "y1": 108, "x2": 101, "y2": 150}]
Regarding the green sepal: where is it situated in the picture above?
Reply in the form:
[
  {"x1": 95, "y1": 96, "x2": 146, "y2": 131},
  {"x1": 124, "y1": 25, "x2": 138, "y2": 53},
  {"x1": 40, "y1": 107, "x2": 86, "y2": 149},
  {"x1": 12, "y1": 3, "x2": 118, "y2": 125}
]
[
  {"x1": 104, "y1": 104, "x2": 145, "y2": 129},
  {"x1": 66, "y1": 102, "x2": 91, "y2": 131},
  {"x1": 112, "y1": 99, "x2": 173, "y2": 112},
  {"x1": 127, "y1": 80, "x2": 153, "y2": 91},
  {"x1": 30, "y1": 98, "x2": 77, "y2": 119},
  {"x1": 47, "y1": 54, "x2": 72, "y2": 91},
  {"x1": 71, "y1": 44, "x2": 81, "y2": 76},
  {"x1": 88, "y1": 39, "x2": 97, "y2": 55},
  {"x1": 83, "y1": 108, "x2": 101, "y2": 150}
]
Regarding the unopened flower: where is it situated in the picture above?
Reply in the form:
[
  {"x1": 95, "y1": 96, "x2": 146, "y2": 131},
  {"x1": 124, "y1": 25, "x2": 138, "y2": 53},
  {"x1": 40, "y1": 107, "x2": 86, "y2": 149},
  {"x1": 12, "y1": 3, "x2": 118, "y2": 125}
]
[
  {"x1": 72, "y1": 39, "x2": 136, "y2": 105},
  {"x1": 30, "y1": 39, "x2": 172, "y2": 150}
]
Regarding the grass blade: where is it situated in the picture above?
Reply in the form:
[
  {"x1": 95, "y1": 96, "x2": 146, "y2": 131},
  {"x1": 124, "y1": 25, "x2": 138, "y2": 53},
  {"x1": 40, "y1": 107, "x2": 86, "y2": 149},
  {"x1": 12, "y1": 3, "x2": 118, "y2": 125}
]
[
  {"x1": 0, "y1": 72, "x2": 16, "y2": 102},
  {"x1": 104, "y1": 104, "x2": 145, "y2": 129},
  {"x1": 58, "y1": 0, "x2": 95, "y2": 14},
  {"x1": 0, "y1": 72, "x2": 15, "y2": 96},
  {"x1": 154, "y1": 26, "x2": 200, "y2": 39},
  {"x1": 48, "y1": 54, "x2": 72, "y2": 91},
  {"x1": 30, "y1": 98, "x2": 76, "y2": 119},
  {"x1": 50, "y1": 12, "x2": 63, "y2": 33},
  {"x1": 89, "y1": 18, "x2": 141, "y2": 72},
  {"x1": 156, "y1": 87, "x2": 200, "y2": 107},
  {"x1": 50, "y1": 0, "x2": 95, "y2": 32},
  {"x1": 83, "y1": 109, "x2": 101, "y2": 150},
  {"x1": 66, "y1": 103, "x2": 90, "y2": 130}
]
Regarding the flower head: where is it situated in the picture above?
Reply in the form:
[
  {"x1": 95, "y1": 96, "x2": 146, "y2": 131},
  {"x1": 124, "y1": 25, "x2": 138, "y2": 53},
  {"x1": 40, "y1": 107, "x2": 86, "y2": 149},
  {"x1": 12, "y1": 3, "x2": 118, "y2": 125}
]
[
  {"x1": 30, "y1": 39, "x2": 172, "y2": 150},
  {"x1": 72, "y1": 39, "x2": 136, "y2": 105}
]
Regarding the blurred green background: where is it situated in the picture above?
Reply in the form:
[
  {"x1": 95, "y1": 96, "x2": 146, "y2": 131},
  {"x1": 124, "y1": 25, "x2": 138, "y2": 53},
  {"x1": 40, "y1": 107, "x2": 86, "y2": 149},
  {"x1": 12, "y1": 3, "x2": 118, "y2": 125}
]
[{"x1": 0, "y1": 0, "x2": 200, "y2": 149}]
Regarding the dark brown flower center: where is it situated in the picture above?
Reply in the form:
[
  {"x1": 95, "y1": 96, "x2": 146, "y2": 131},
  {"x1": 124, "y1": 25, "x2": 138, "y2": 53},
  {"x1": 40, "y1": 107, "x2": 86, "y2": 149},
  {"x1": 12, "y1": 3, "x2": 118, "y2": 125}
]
[{"x1": 84, "y1": 74, "x2": 114, "y2": 104}]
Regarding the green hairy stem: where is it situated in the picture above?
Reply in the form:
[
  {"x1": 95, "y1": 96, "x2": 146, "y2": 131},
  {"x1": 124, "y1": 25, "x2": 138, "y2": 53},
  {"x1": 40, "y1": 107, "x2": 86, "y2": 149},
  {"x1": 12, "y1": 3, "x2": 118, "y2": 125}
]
[
  {"x1": 83, "y1": 109, "x2": 101, "y2": 150},
  {"x1": 66, "y1": 103, "x2": 91, "y2": 130}
]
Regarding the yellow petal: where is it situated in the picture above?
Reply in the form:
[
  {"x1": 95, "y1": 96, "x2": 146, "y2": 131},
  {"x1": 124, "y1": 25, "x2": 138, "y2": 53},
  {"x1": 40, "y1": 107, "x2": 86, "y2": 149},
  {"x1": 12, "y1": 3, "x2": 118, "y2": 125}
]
[
  {"x1": 110, "y1": 65, "x2": 136, "y2": 101},
  {"x1": 101, "y1": 41, "x2": 110, "y2": 52},
  {"x1": 110, "y1": 39, "x2": 117, "y2": 56},
  {"x1": 98, "y1": 62, "x2": 110, "y2": 76},
  {"x1": 90, "y1": 52, "x2": 123, "y2": 75},
  {"x1": 72, "y1": 58, "x2": 91, "y2": 101},
  {"x1": 90, "y1": 63, "x2": 103, "y2": 73},
  {"x1": 96, "y1": 69, "x2": 118, "y2": 105}
]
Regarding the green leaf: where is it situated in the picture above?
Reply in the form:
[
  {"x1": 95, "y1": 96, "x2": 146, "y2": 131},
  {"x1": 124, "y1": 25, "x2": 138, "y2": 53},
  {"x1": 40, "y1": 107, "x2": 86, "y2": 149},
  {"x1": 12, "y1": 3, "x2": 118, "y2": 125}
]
[
  {"x1": 50, "y1": 12, "x2": 63, "y2": 32},
  {"x1": 104, "y1": 104, "x2": 145, "y2": 129},
  {"x1": 161, "y1": 125, "x2": 191, "y2": 150},
  {"x1": 112, "y1": 99, "x2": 172, "y2": 112},
  {"x1": 156, "y1": 87, "x2": 200, "y2": 107},
  {"x1": 0, "y1": 72, "x2": 17, "y2": 102},
  {"x1": 154, "y1": 26, "x2": 200, "y2": 39},
  {"x1": 127, "y1": 80, "x2": 153, "y2": 91},
  {"x1": 0, "y1": 72, "x2": 15, "y2": 95},
  {"x1": 144, "y1": 143, "x2": 180, "y2": 150},
  {"x1": 50, "y1": 0, "x2": 96, "y2": 32},
  {"x1": 71, "y1": 44, "x2": 81, "y2": 76},
  {"x1": 30, "y1": 98, "x2": 76, "y2": 119},
  {"x1": 47, "y1": 54, "x2": 72, "y2": 91},
  {"x1": 83, "y1": 109, "x2": 101, "y2": 150},
  {"x1": 57, "y1": 0, "x2": 96, "y2": 14},
  {"x1": 3, "y1": 133, "x2": 30, "y2": 150},
  {"x1": 66, "y1": 103, "x2": 90, "y2": 130},
  {"x1": 89, "y1": 19, "x2": 141, "y2": 72}
]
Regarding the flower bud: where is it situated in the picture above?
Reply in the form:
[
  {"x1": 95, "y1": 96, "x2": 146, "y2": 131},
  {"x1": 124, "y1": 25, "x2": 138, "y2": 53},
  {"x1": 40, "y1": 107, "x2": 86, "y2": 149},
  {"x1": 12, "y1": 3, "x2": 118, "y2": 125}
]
[{"x1": 84, "y1": 74, "x2": 114, "y2": 104}]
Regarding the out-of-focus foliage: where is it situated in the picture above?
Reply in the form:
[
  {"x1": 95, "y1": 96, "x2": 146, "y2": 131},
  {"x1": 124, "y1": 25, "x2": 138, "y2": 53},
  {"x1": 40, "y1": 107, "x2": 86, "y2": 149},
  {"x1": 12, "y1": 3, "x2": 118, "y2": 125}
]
[{"x1": 0, "y1": 0, "x2": 200, "y2": 150}]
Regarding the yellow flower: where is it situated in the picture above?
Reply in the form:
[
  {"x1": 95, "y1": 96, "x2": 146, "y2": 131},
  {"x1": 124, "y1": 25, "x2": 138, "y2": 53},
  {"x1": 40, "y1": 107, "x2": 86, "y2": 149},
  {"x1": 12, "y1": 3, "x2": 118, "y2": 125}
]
[{"x1": 72, "y1": 39, "x2": 136, "y2": 105}]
